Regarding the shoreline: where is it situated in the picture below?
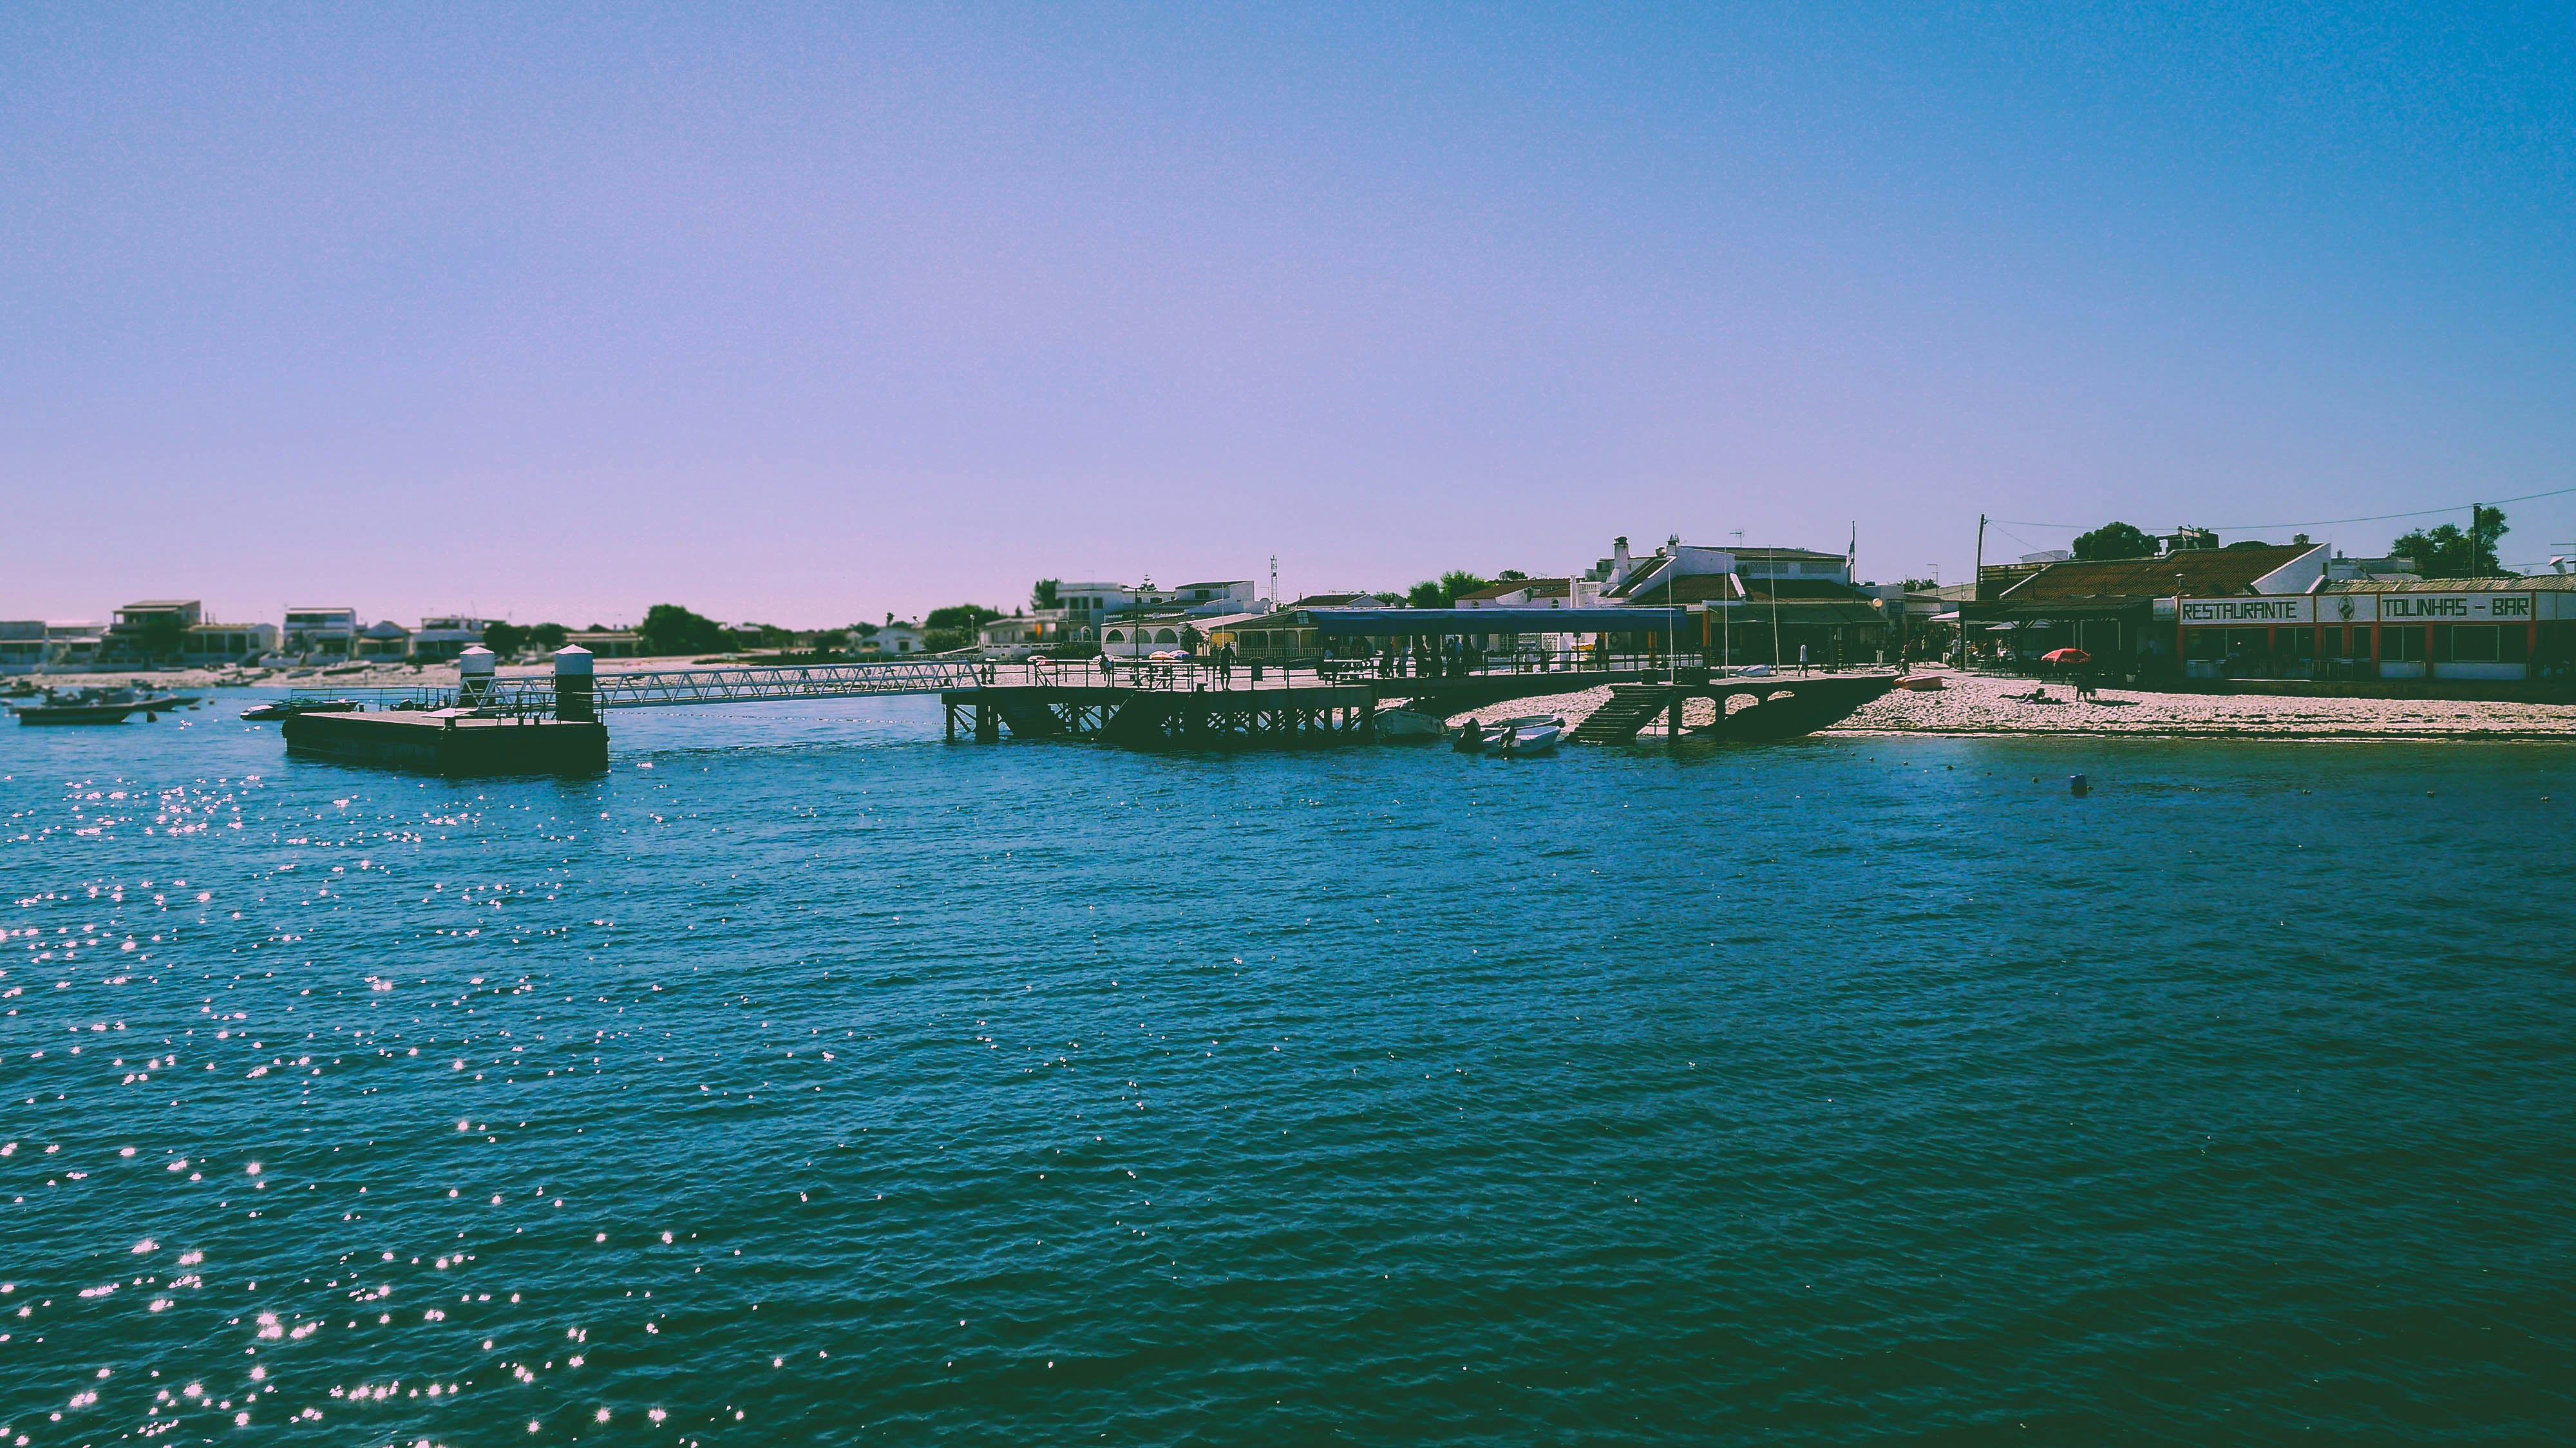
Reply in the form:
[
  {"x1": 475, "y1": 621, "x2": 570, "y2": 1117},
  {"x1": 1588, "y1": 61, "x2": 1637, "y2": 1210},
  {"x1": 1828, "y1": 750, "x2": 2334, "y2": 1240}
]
[
  {"x1": 21, "y1": 661, "x2": 2574, "y2": 742},
  {"x1": 1445, "y1": 670, "x2": 2576, "y2": 743},
  {"x1": 1829, "y1": 726, "x2": 2576, "y2": 743}
]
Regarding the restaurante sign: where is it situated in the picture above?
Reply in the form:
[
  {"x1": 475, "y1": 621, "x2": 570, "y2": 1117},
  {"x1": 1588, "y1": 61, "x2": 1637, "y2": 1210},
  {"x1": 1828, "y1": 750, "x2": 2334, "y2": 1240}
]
[
  {"x1": 2179, "y1": 598, "x2": 2312, "y2": 624},
  {"x1": 2175, "y1": 591, "x2": 2545, "y2": 625}
]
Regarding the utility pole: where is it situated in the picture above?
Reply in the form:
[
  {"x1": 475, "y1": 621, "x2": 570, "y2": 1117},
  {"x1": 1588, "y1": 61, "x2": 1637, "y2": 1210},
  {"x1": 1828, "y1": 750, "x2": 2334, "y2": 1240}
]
[
  {"x1": 1769, "y1": 544, "x2": 1783, "y2": 671},
  {"x1": 1960, "y1": 513, "x2": 1987, "y2": 671}
]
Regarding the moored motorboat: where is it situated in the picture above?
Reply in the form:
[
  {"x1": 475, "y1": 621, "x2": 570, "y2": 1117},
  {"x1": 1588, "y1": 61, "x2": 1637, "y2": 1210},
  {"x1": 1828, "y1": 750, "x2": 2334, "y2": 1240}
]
[
  {"x1": 12, "y1": 700, "x2": 140, "y2": 725},
  {"x1": 1487, "y1": 714, "x2": 1563, "y2": 756},
  {"x1": 1451, "y1": 718, "x2": 1487, "y2": 753},
  {"x1": 1376, "y1": 706, "x2": 1446, "y2": 741}
]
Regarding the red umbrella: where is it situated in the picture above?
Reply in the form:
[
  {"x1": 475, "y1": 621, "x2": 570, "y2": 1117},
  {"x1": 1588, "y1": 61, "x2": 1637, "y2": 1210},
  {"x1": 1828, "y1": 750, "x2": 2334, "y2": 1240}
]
[{"x1": 2042, "y1": 647, "x2": 2090, "y2": 665}]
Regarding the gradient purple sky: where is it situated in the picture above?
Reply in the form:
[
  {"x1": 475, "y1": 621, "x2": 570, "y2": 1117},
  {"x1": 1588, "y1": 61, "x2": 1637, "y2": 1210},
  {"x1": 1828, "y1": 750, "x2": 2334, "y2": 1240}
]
[{"x1": 6, "y1": 4, "x2": 2572, "y2": 627}]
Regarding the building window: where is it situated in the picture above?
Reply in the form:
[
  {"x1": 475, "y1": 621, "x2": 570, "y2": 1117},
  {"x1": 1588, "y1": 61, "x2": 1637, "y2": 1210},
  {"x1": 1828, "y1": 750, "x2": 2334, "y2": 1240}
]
[
  {"x1": 1106, "y1": 629, "x2": 1125, "y2": 643},
  {"x1": 2383, "y1": 625, "x2": 2426, "y2": 662},
  {"x1": 2444, "y1": 625, "x2": 2500, "y2": 663}
]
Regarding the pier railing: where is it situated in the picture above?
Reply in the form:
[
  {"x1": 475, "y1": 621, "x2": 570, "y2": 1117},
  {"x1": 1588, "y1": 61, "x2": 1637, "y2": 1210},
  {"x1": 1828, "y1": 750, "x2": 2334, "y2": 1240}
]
[
  {"x1": 288, "y1": 654, "x2": 996, "y2": 713},
  {"x1": 280, "y1": 649, "x2": 1900, "y2": 719}
]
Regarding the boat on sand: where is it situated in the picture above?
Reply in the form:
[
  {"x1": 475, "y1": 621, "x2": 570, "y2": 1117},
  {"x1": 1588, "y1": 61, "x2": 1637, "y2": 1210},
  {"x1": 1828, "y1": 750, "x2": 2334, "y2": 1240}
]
[{"x1": 1376, "y1": 706, "x2": 1446, "y2": 741}]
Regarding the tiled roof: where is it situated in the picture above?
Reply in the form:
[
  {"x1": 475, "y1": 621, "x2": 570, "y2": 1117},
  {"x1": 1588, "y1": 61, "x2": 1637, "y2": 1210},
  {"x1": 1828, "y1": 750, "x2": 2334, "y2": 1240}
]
[
  {"x1": 1457, "y1": 580, "x2": 1570, "y2": 602},
  {"x1": 2000, "y1": 546, "x2": 2310, "y2": 601},
  {"x1": 2320, "y1": 575, "x2": 2576, "y2": 593},
  {"x1": 1617, "y1": 575, "x2": 1739, "y2": 605}
]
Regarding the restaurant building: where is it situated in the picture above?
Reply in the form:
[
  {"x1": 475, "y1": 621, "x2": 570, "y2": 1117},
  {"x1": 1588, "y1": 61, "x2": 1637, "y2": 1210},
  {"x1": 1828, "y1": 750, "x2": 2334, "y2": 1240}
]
[
  {"x1": 2171, "y1": 576, "x2": 2576, "y2": 682},
  {"x1": 1967, "y1": 544, "x2": 2327, "y2": 674}
]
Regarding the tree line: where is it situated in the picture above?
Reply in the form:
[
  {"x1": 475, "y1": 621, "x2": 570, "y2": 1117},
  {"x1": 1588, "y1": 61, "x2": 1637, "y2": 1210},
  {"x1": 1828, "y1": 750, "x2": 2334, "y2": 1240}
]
[{"x1": 2070, "y1": 508, "x2": 2510, "y2": 578}]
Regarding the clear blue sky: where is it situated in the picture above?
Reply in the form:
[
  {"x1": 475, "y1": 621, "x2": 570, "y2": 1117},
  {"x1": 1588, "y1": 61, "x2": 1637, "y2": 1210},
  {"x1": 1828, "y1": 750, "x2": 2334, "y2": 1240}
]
[{"x1": 6, "y1": 3, "x2": 2571, "y2": 626}]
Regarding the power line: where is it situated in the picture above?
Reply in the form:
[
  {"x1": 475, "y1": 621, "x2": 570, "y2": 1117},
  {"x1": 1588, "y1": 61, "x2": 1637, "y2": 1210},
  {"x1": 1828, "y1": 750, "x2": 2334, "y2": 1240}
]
[{"x1": 1989, "y1": 481, "x2": 2576, "y2": 535}]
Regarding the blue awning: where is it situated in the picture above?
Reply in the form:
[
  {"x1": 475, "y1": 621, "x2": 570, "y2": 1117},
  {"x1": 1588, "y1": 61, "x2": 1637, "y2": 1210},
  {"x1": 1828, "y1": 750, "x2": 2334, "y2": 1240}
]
[{"x1": 1300, "y1": 607, "x2": 1695, "y2": 636}]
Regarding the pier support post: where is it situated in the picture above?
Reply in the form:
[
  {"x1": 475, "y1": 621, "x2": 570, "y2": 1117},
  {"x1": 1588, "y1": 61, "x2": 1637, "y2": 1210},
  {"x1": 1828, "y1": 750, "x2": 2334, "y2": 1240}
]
[
  {"x1": 1667, "y1": 691, "x2": 1683, "y2": 740},
  {"x1": 553, "y1": 646, "x2": 596, "y2": 723},
  {"x1": 974, "y1": 700, "x2": 999, "y2": 742}
]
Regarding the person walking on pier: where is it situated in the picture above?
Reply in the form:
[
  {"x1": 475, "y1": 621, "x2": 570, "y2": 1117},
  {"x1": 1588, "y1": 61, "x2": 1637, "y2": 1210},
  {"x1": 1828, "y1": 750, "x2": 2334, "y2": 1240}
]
[{"x1": 1216, "y1": 642, "x2": 1236, "y2": 687}]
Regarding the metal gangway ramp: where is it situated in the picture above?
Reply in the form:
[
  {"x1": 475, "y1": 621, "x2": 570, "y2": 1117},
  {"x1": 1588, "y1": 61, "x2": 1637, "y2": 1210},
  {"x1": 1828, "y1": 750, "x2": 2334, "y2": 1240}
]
[
  {"x1": 578, "y1": 657, "x2": 990, "y2": 708},
  {"x1": 300, "y1": 654, "x2": 997, "y2": 714}
]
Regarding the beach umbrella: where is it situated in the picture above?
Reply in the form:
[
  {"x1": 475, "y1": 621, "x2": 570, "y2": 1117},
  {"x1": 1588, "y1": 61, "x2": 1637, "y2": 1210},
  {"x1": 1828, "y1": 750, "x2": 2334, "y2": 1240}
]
[{"x1": 2042, "y1": 647, "x2": 2090, "y2": 665}]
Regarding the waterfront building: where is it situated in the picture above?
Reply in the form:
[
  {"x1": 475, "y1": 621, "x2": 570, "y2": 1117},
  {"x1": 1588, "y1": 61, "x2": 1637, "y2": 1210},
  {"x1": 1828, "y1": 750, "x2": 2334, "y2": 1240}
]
[
  {"x1": 2325, "y1": 551, "x2": 2422, "y2": 582},
  {"x1": 1170, "y1": 580, "x2": 1260, "y2": 614},
  {"x1": 1968, "y1": 544, "x2": 2327, "y2": 674},
  {"x1": 0, "y1": 620, "x2": 44, "y2": 674},
  {"x1": 284, "y1": 606, "x2": 359, "y2": 659},
  {"x1": 1290, "y1": 592, "x2": 1397, "y2": 609},
  {"x1": 1206, "y1": 610, "x2": 1322, "y2": 664},
  {"x1": 1585, "y1": 537, "x2": 1648, "y2": 589},
  {"x1": 2170, "y1": 575, "x2": 2576, "y2": 682},
  {"x1": 1725, "y1": 546, "x2": 1856, "y2": 585},
  {"x1": 413, "y1": 616, "x2": 493, "y2": 660},
  {"x1": 866, "y1": 622, "x2": 926, "y2": 656},
  {"x1": 180, "y1": 621, "x2": 281, "y2": 663},
  {"x1": 1456, "y1": 578, "x2": 1603, "y2": 609},
  {"x1": 1908, "y1": 582, "x2": 1976, "y2": 661},
  {"x1": 355, "y1": 620, "x2": 415, "y2": 660},
  {"x1": 100, "y1": 599, "x2": 203, "y2": 662},
  {"x1": 1099, "y1": 613, "x2": 1211, "y2": 658},
  {"x1": 564, "y1": 629, "x2": 645, "y2": 658},
  {"x1": 978, "y1": 614, "x2": 1047, "y2": 658},
  {"x1": 1586, "y1": 538, "x2": 1896, "y2": 667},
  {"x1": 46, "y1": 622, "x2": 105, "y2": 671},
  {"x1": 1043, "y1": 577, "x2": 1267, "y2": 651}
]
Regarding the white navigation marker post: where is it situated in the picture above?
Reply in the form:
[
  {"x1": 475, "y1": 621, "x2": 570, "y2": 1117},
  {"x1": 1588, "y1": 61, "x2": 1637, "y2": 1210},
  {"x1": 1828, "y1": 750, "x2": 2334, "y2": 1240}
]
[{"x1": 553, "y1": 645, "x2": 596, "y2": 723}]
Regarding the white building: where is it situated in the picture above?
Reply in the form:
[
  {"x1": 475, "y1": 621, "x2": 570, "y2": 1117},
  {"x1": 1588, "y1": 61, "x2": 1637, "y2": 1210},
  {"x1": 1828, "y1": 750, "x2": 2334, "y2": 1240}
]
[
  {"x1": 413, "y1": 616, "x2": 493, "y2": 661},
  {"x1": 868, "y1": 621, "x2": 927, "y2": 655},
  {"x1": 285, "y1": 607, "x2": 359, "y2": 658},
  {"x1": 1048, "y1": 577, "x2": 1265, "y2": 646},
  {"x1": 181, "y1": 621, "x2": 280, "y2": 663},
  {"x1": 1456, "y1": 578, "x2": 1607, "y2": 609}
]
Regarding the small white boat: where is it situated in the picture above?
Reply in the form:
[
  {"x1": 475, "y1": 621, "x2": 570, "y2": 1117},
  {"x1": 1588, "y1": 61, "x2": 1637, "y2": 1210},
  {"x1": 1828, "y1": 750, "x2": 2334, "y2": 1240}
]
[
  {"x1": 1376, "y1": 706, "x2": 1446, "y2": 740},
  {"x1": 1486, "y1": 714, "x2": 1562, "y2": 756},
  {"x1": 240, "y1": 698, "x2": 363, "y2": 721}
]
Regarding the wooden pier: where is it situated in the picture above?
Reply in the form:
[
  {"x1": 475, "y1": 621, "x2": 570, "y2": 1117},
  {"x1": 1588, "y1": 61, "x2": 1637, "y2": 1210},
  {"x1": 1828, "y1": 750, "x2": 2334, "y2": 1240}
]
[
  {"x1": 940, "y1": 669, "x2": 1895, "y2": 747},
  {"x1": 944, "y1": 683, "x2": 1381, "y2": 747},
  {"x1": 272, "y1": 647, "x2": 1897, "y2": 771}
]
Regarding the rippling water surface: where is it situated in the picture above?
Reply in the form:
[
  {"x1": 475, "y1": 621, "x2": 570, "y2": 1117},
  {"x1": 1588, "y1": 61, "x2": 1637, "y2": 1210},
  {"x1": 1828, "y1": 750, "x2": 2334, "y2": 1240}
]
[{"x1": 5, "y1": 697, "x2": 2573, "y2": 1443}]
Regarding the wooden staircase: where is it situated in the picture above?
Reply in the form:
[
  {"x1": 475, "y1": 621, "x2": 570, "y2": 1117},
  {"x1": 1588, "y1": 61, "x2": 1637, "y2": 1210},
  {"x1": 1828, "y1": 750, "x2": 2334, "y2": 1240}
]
[{"x1": 1568, "y1": 684, "x2": 1672, "y2": 745}]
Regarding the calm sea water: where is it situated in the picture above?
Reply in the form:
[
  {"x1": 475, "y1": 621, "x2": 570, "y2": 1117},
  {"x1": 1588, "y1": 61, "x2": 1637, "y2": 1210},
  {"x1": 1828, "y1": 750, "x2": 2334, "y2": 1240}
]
[{"x1": 6, "y1": 696, "x2": 2573, "y2": 1445}]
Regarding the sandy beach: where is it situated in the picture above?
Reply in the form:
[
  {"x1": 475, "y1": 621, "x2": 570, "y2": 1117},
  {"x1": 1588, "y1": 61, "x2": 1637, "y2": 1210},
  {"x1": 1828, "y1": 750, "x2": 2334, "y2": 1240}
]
[{"x1": 1444, "y1": 669, "x2": 2576, "y2": 741}]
